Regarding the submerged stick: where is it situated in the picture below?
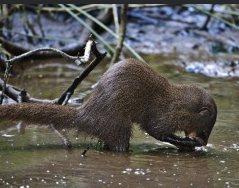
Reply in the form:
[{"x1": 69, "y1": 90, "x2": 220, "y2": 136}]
[{"x1": 81, "y1": 145, "x2": 91, "y2": 157}]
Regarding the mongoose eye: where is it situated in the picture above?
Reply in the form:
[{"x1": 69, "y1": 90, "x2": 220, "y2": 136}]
[{"x1": 198, "y1": 107, "x2": 211, "y2": 116}]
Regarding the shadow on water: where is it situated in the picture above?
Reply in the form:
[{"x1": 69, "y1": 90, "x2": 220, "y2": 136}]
[{"x1": 0, "y1": 56, "x2": 239, "y2": 188}]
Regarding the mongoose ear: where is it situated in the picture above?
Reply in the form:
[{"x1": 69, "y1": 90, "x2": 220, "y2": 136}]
[{"x1": 198, "y1": 107, "x2": 211, "y2": 116}]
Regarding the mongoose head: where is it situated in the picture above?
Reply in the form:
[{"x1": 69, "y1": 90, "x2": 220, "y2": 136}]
[{"x1": 173, "y1": 85, "x2": 217, "y2": 147}]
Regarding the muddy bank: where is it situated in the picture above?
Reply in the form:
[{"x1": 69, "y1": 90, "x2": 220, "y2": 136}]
[
  {"x1": 1, "y1": 5, "x2": 239, "y2": 77},
  {"x1": 121, "y1": 6, "x2": 239, "y2": 77}
]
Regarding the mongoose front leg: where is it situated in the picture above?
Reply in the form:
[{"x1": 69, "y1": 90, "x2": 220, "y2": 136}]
[{"x1": 50, "y1": 125, "x2": 72, "y2": 148}]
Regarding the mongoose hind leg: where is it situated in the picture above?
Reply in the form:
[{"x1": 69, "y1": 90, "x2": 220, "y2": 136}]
[
  {"x1": 103, "y1": 141, "x2": 130, "y2": 152},
  {"x1": 103, "y1": 119, "x2": 132, "y2": 152}
]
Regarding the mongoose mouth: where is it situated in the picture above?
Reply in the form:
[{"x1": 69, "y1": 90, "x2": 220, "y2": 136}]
[{"x1": 162, "y1": 132, "x2": 205, "y2": 150}]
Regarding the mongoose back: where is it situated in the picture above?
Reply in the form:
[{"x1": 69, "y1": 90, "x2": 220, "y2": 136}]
[{"x1": 0, "y1": 59, "x2": 217, "y2": 152}]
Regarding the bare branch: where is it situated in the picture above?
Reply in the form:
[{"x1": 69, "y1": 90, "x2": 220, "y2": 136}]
[
  {"x1": 75, "y1": 38, "x2": 93, "y2": 65},
  {"x1": 5, "y1": 37, "x2": 95, "y2": 66},
  {"x1": 57, "y1": 37, "x2": 107, "y2": 105}
]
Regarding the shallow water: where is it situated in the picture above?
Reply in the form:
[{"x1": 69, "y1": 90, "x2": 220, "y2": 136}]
[{"x1": 0, "y1": 57, "x2": 239, "y2": 188}]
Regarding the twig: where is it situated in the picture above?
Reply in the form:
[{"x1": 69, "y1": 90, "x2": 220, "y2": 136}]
[
  {"x1": 57, "y1": 37, "x2": 107, "y2": 105},
  {"x1": 0, "y1": 78, "x2": 22, "y2": 103},
  {"x1": 75, "y1": 37, "x2": 93, "y2": 66},
  {"x1": 112, "y1": 4, "x2": 120, "y2": 35},
  {"x1": 0, "y1": 61, "x2": 12, "y2": 104},
  {"x1": 201, "y1": 4, "x2": 215, "y2": 31},
  {"x1": 26, "y1": 16, "x2": 38, "y2": 36},
  {"x1": 110, "y1": 4, "x2": 128, "y2": 65},
  {"x1": 5, "y1": 39, "x2": 93, "y2": 66},
  {"x1": 81, "y1": 145, "x2": 91, "y2": 157}
]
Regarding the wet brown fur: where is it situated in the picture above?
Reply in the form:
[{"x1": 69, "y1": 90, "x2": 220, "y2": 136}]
[{"x1": 0, "y1": 59, "x2": 217, "y2": 152}]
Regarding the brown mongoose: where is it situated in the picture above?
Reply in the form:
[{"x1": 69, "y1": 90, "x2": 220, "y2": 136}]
[{"x1": 0, "y1": 59, "x2": 217, "y2": 152}]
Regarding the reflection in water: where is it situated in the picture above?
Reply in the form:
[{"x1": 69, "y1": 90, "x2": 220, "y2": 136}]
[{"x1": 0, "y1": 58, "x2": 239, "y2": 187}]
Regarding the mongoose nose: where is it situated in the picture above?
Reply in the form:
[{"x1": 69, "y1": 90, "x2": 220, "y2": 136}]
[{"x1": 195, "y1": 137, "x2": 207, "y2": 146}]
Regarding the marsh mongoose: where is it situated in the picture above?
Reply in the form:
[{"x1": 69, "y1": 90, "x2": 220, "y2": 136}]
[{"x1": 0, "y1": 59, "x2": 217, "y2": 152}]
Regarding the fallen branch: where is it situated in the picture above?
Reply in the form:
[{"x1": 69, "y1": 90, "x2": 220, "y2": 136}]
[
  {"x1": 5, "y1": 37, "x2": 94, "y2": 66},
  {"x1": 0, "y1": 78, "x2": 57, "y2": 103},
  {"x1": 0, "y1": 35, "x2": 107, "y2": 105}
]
